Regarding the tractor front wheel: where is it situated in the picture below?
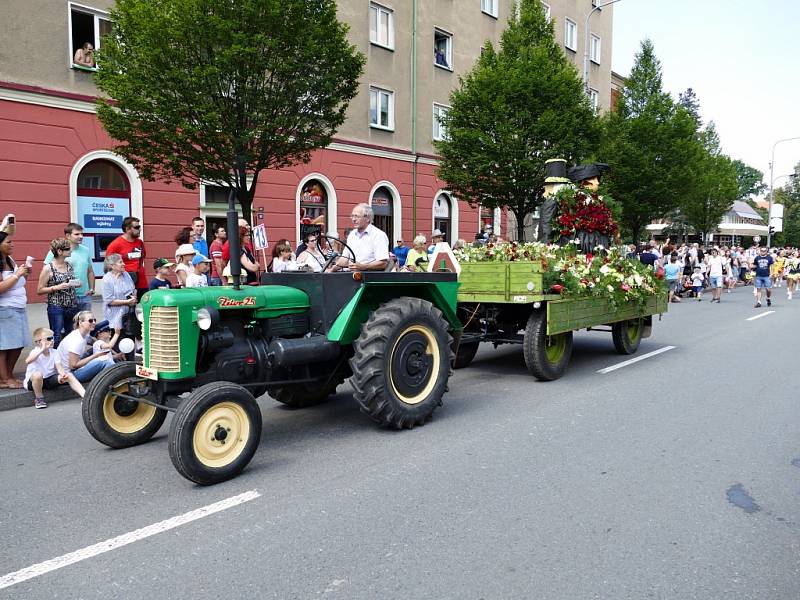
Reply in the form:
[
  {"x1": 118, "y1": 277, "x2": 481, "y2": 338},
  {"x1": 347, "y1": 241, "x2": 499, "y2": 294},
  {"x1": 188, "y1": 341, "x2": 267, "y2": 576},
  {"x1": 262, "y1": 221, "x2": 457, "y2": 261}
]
[
  {"x1": 522, "y1": 309, "x2": 573, "y2": 381},
  {"x1": 82, "y1": 362, "x2": 167, "y2": 448},
  {"x1": 349, "y1": 297, "x2": 452, "y2": 429},
  {"x1": 168, "y1": 383, "x2": 262, "y2": 485}
]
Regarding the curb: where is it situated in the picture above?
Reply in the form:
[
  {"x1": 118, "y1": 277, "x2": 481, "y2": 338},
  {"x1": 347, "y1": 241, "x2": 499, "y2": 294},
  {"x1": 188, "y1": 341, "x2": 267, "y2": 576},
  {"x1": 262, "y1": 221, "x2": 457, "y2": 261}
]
[{"x1": 0, "y1": 385, "x2": 80, "y2": 412}]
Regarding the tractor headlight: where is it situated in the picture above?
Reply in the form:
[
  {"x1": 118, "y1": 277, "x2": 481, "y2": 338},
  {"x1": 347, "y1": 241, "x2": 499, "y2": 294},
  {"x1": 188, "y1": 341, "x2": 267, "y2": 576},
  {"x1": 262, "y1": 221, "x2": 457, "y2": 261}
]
[
  {"x1": 135, "y1": 304, "x2": 144, "y2": 322},
  {"x1": 197, "y1": 306, "x2": 220, "y2": 331}
]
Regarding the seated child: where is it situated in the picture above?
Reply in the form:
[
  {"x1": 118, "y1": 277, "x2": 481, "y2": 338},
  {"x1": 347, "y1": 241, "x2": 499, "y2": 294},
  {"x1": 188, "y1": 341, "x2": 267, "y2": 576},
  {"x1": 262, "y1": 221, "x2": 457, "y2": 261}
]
[
  {"x1": 91, "y1": 320, "x2": 121, "y2": 364},
  {"x1": 149, "y1": 258, "x2": 174, "y2": 290},
  {"x1": 272, "y1": 243, "x2": 298, "y2": 273},
  {"x1": 23, "y1": 327, "x2": 85, "y2": 409}
]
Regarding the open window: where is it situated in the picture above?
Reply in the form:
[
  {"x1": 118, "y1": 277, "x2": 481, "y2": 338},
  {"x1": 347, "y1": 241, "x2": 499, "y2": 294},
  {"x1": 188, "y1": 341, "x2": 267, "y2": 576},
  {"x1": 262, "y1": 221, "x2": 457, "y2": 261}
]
[
  {"x1": 434, "y1": 29, "x2": 453, "y2": 70},
  {"x1": 69, "y1": 3, "x2": 111, "y2": 70}
]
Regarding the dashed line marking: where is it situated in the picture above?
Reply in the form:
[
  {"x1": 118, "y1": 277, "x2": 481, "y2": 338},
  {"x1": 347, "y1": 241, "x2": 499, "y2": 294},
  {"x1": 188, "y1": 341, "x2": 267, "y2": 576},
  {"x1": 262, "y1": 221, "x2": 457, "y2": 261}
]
[
  {"x1": 0, "y1": 489, "x2": 261, "y2": 590},
  {"x1": 597, "y1": 346, "x2": 676, "y2": 374},
  {"x1": 746, "y1": 311, "x2": 775, "y2": 321}
]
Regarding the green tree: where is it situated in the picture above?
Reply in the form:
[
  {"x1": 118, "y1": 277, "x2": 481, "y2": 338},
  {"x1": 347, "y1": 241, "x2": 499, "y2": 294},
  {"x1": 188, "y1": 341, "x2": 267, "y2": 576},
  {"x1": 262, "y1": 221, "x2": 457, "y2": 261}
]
[
  {"x1": 434, "y1": 0, "x2": 598, "y2": 241},
  {"x1": 679, "y1": 123, "x2": 738, "y2": 244},
  {"x1": 95, "y1": 0, "x2": 364, "y2": 221},
  {"x1": 731, "y1": 159, "x2": 767, "y2": 201},
  {"x1": 600, "y1": 40, "x2": 697, "y2": 242}
]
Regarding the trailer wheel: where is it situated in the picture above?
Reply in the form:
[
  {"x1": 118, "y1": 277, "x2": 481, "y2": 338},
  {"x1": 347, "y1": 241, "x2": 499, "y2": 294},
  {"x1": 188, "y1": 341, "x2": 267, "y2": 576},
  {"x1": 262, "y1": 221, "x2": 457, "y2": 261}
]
[
  {"x1": 453, "y1": 341, "x2": 479, "y2": 369},
  {"x1": 523, "y1": 310, "x2": 573, "y2": 381},
  {"x1": 168, "y1": 383, "x2": 262, "y2": 485},
  {"x1": 612, "y1": 318, "x2": 643, "y2": 355},
  {"x1": 350, "y1": 297, "x2": 452, "y2": 429},
  {"x1": 269, "y1": 371, "x2": 347, "y2": 408},
  {"x1": 82, "y1": 362, "x2": 167, "y2": 448}
]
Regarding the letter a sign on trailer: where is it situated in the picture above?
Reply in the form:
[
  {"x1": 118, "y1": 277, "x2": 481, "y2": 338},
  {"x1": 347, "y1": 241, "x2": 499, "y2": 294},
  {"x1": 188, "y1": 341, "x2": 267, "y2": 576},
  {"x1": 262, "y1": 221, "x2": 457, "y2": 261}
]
[{"x1": 252, "y1": 223, "x2": 268, "y2": 251}]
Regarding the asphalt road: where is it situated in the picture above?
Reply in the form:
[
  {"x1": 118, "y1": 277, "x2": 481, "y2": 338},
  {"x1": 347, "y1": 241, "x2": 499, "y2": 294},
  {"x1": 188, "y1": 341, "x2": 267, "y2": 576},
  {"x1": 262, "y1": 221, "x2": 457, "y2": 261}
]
[{"x1": 2, "y1": 286, "x2": 799, "y2": 599}]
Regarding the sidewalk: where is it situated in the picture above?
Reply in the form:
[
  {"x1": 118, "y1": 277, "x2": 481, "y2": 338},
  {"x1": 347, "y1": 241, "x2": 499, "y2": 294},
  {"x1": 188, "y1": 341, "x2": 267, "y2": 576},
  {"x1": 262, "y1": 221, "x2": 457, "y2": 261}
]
[{"x1": 0, "y1": 298, "x2": 106, "y2": 412}]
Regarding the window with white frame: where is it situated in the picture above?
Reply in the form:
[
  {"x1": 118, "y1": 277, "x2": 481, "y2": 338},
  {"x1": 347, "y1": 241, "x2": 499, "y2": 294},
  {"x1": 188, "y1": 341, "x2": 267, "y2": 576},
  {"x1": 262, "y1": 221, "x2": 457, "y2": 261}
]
[
  {"x1": 590, "y1": 34, "x2": 601, "y2": 64},
  {"x1": 369, "y1": 3, "x2": 394, "y2": 50},
  {"x1": 69, "y1": 3, "x2": 111, "y2": 69},
  {"x1": 564, "y1": 19, "x2": 577, "y2": 52},
  {"x1": 369, "y1": 86, "x2": 394, "y2": 130},
  {"x1": 481, "y1": 0, "x2": 498, "y2": 18},
  {"x1": 589, "y1": 88, "x2": 599, "y2": 114},
  {"x1": 434, "y1": 29, "x2": 453, "y2": 70},
  {"x1": 433, "y1": 103, "x2": 449, "y2": 141},
  {"x1": 541, "y1": 2, "x2": 551, "y2": 20}
]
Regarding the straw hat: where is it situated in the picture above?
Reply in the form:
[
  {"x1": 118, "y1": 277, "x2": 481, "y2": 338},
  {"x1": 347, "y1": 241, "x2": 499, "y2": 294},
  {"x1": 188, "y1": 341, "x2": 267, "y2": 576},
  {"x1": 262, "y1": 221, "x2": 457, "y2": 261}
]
[{"x1": 175, "y1": 243, "x2": 197, "y2": 259}]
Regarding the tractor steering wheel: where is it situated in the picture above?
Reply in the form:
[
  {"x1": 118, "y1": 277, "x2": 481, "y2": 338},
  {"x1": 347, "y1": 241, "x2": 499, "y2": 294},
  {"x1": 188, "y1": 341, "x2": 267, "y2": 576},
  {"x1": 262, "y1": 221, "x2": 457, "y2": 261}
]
[{"x1": 320, "y1": 234, "x2": 358, "y2": 272}]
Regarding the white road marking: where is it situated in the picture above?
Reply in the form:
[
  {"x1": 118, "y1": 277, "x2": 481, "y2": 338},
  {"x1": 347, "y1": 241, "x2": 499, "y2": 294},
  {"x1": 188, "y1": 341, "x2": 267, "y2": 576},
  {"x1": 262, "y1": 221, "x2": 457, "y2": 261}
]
[
  {"x1": 597, "y1": 346, "x2": 676, "y2": 374},
  {"x1": 746, "y1": 310, "x2": 775, "y2": 321},
  {"x1": 0, "y1": 490, "x2": 260, "y2": 590}
]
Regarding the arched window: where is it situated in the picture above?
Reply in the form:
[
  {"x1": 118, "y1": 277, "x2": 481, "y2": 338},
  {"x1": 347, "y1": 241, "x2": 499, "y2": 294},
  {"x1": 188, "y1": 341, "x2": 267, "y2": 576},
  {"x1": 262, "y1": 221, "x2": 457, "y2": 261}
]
[
  {"x1": 480, "y1": 205, "x2": 494, "y2": 235},
  {"x1": 371, "y1": 186, "x2": 394, "y2": 241},
  {"x1": 434, "y1": 193, "x2": 452, "y2": 243},
  {"x1": 75, "y1": 159, "x2": 132, "y2": 273},
  {"x1": 300, "y1": 179, "x2": 328, "y2": 225}
]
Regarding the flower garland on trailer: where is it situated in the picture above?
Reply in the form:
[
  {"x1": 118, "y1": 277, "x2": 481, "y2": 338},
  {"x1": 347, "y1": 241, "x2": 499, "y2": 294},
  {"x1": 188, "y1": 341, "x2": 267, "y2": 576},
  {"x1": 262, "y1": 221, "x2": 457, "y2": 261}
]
[
  {"x1": 552, "y1": 183, "x2": 618, "y2": 241},
  {"x1": 454, "y1": 241, "x2": 666, "y2": 308}
]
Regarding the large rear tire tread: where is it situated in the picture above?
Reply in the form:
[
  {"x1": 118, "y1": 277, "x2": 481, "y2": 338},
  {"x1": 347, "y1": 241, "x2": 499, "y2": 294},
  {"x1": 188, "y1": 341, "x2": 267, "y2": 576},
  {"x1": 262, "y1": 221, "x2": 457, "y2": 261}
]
[
  {"x1": 82, "y1": 361, "x2": 167, "y2": 448},
  {"x1": 349, "y1": 297, "x2": 453, "y2": 430},
  {"x1": 522, "y1": 309, "x2": 573, "y2": 381},
  {"x1": 612, "y1": 319, "x2": 643, "y2": 355},
  {"x1": 168, "y1": 382, "x2": 262, "y2": 486}
]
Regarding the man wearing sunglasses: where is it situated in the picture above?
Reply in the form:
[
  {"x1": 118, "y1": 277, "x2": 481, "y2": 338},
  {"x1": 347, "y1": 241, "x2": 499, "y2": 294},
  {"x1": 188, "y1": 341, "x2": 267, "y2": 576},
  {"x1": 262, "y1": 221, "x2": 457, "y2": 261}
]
[{"x1": 106, "y1": 216, "x2": 148, "y2": 300}]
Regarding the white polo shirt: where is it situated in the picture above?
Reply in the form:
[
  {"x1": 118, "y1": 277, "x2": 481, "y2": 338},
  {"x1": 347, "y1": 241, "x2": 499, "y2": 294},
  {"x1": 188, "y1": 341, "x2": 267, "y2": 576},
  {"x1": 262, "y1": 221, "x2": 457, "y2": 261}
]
[{"x1": 345, "y1": 224, "x2": 390, "y2": 266}]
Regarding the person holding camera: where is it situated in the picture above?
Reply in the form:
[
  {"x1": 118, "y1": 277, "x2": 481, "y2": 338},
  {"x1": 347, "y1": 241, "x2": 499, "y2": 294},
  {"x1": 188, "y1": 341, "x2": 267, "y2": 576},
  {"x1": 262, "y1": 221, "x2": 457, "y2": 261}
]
[
  {"x1": 37, "y1": 237, "x2": 79, "y2": 347},
  {"x1": 0, "y1": 213, "x2": 31, "y2": 388},
  {"x1": 101, "y1": 253, "x2": 136, "y2": 330}
]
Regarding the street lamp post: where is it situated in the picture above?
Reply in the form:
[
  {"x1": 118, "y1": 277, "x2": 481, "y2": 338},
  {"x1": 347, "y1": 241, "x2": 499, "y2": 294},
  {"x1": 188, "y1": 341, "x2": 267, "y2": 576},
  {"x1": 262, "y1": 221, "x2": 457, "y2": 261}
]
[
  {"x1": 583, "y1": 0, "x2": 623, "y2": 97},
  {"x1": 767, "y1": 136, "x2": 800, "y2": 247}
]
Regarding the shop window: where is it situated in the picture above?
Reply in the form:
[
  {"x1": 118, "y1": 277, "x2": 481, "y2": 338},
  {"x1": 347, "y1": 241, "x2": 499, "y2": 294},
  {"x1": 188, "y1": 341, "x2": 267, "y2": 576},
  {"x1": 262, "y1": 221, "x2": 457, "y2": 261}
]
[
  {"x1": 371, "y1": 186, "x2": 394, "y2": 241},
  {"x1": 78, "y1": 160, "x2": 128, "y2": 190},
  {"x1": 433, "y1": 103, "x2": 449, "y2": 141},
  {"x1": 434, "y1": 193, "x2": 452, "y2": 243},
  {"x1": 69, "y1": 3, "x2": 111, "y2": 70},
  {"x1": 480, "y1": 205, "x2": 495, "y2": 235},
  {"x1": 300, "y1": 179, "x2": 328, "y2": 228},
  {"x1": 369, "y1": 3, "x2": 394, "y2": 49},
  {"x1": 434, "y1": 29, "x2": 452, "y2": 70},
  {"x1": 369, "y1": 86, "x2": 394, "y2": 130}
]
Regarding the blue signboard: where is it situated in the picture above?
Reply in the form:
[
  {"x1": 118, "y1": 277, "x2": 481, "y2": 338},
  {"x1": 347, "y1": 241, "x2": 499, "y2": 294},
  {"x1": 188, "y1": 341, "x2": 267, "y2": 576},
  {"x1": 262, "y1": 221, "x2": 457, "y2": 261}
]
[{"x1": 76, "y1": 196, "x2": 129, "y2": 234}]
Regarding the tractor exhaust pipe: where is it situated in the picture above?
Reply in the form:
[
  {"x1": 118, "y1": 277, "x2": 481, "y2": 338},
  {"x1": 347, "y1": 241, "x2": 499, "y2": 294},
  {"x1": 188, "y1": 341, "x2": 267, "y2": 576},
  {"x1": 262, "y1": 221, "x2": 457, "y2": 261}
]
[
  {"x1": 227, "y1": 188, "x2": 242, "y2": 290},
  {"x1": 267, "y1": 336, "x2": 341, "y2": 368}
]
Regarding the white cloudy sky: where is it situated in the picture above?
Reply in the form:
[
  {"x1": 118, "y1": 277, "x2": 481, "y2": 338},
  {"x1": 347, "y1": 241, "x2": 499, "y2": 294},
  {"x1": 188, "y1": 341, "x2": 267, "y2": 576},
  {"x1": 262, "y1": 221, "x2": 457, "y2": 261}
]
[{"x1": 611, "y1": 0, "x2": 800, "y2": 196}]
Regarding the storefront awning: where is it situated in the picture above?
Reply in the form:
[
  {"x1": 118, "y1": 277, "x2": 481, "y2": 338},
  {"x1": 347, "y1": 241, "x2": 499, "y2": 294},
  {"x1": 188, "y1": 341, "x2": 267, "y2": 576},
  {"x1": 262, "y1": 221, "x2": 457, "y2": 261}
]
[{"x1": 717, "y1": 223, "x2": 768, "y2": 237}]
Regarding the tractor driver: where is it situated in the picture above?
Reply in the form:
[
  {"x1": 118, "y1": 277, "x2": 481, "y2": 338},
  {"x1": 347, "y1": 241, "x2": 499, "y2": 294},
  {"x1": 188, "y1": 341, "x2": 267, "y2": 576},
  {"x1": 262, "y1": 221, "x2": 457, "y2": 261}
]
[{"x1": 328, "y1": 203, "x2": 389, "y2": 272}]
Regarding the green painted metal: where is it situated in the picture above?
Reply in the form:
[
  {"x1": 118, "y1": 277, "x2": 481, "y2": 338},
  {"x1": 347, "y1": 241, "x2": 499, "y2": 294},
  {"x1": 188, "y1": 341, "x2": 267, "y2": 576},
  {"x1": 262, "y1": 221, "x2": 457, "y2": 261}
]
[
  {"x1": 546, "y1": 293, "x2": 668, "y2": 336},
  {"x1": 140, "y1": 285, "x2": 309, "y2": 379},
  {"x1": 457, "y1": 262, "x2": 546, "y2": 303},
  {"x1": 327, "y1": 281, "x2": 462, "y2": 344}
]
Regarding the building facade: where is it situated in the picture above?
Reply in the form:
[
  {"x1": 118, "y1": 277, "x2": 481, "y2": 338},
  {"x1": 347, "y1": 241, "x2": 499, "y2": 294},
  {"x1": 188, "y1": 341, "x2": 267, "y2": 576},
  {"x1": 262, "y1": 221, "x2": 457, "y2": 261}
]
[{"x1": 0, "y1": 1, "x2": 614, "y2": 292}]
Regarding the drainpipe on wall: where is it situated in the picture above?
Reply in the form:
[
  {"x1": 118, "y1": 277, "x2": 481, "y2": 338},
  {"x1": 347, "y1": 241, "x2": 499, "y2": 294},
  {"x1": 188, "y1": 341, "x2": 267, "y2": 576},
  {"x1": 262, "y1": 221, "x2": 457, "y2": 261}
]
[{"x1": 411, "y1": 0, "x2": 418, "y2": 236}]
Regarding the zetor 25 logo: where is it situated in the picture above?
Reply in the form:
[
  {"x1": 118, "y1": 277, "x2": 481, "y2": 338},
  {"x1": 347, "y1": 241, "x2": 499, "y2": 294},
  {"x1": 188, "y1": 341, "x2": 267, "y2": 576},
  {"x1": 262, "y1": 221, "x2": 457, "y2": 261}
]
[{"x1": 217, "y1": 296, "x2": 256, "y2": 308}]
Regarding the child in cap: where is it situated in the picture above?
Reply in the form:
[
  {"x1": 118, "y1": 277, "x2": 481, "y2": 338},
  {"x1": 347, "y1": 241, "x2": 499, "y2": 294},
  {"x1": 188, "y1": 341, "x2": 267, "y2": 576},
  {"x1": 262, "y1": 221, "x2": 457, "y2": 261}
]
[
  {"x1": 91, "y1": 320, "x2": 120, "y2": 365},
  {"x1": 23, "y1": 327, "x2": 85, "y2": 408},
  {"x1": 185, "y1": 254, "x2": 212, "y2": 287},
  {"x1": 149, "y1": 258, "x2": 174, "y2": 290},
  {"x1": 691, "y1": 266, "x2": 704, "y2": 301}
]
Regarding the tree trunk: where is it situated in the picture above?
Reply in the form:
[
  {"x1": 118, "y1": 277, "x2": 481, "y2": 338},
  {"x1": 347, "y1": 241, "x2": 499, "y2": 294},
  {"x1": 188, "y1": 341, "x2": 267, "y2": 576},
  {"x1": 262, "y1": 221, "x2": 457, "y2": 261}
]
[{"x1": 514, "y1": 208, "x2": 525, "y2": 242}]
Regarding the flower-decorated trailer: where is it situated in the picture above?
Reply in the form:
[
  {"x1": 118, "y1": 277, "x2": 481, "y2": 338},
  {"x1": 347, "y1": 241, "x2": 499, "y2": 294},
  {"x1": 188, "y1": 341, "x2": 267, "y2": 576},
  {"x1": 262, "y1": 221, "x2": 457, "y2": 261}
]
[{"x1": 452, "y1": 243, "x2": 667, "y2": 380}]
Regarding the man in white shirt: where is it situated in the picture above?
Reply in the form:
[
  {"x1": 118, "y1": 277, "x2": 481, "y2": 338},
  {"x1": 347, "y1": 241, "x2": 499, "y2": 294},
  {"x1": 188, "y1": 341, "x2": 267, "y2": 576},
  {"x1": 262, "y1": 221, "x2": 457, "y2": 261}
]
[
  {"x1": 330, "y1": 203, "x2": 389, "y2": 271},
  {"x1": 706, "y1": 247, "x2": 724, "y2": 303}
]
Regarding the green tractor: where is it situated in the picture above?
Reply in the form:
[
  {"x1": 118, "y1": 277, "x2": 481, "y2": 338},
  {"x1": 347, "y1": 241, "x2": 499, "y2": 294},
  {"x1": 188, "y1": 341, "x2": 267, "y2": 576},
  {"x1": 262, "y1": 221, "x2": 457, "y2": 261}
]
[{"x1": 82, "y1": 265, "x2": 461, "y2": 485}]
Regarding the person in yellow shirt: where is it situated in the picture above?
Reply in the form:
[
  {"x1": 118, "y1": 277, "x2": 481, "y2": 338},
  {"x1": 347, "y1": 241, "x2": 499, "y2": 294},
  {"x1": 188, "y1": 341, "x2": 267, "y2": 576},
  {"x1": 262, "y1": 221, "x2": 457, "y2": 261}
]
[
  {"x1": 403, "y1": 236, "x2": 429, "y2": 272},
  {"x1": 771, "y1": 250, "x2": 786, "y2": 288}
]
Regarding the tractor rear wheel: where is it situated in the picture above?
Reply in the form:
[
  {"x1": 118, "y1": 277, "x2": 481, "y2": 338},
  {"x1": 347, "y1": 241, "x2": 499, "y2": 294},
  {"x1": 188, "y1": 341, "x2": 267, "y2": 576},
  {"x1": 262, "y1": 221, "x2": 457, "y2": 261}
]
[
  {"x1": 82, "y1": 362, "x2": 167, "y2": 448},
  {"x1": 523, "y1": 309, "x2": 573, "y2": 381},
  {"x1": 612, "y1": 318, "x2": 643, "y2": 355},
  {"x1": 349, "y1": 297, "x2": 452, "y2": 429},
  {"x1": 168, "y1": 383, "x2": 262, "y2": 485}
]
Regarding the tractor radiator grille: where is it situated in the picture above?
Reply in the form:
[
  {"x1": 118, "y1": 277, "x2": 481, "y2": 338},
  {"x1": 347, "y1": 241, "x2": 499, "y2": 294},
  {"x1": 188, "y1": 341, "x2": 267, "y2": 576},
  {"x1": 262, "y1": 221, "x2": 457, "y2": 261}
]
[{"x1": 146, "y1": 306, "x2": 180, "y2": 372}]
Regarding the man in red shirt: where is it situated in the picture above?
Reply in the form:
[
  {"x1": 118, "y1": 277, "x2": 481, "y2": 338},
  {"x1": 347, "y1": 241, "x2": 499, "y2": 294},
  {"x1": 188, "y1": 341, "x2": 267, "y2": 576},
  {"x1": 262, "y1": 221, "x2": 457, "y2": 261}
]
[
  {"x1": 209, "y1": 224, "x2": 226, "y2": 286},
  {"x1": 221, "y1": 218, "x2": 252, "y2": 262},
  {"x1": 105, "y1": 216, "x2": 147, "y2": 299}
]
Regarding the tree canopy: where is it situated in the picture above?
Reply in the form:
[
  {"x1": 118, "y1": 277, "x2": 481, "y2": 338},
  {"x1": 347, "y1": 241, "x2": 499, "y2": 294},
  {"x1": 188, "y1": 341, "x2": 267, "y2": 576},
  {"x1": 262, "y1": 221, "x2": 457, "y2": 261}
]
[
  {"x1": 600, "y1": 40, "x2": 698, "y2": 243},
  {"x1": 731, "y1": 159, "x2": 767, "y2": 202},
  {"x1": 434, "y1": 0, "x2": 599, "y2": 241},
  {"x1": 95, "y1": 0, "x2": 365, "y2": 221}
]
